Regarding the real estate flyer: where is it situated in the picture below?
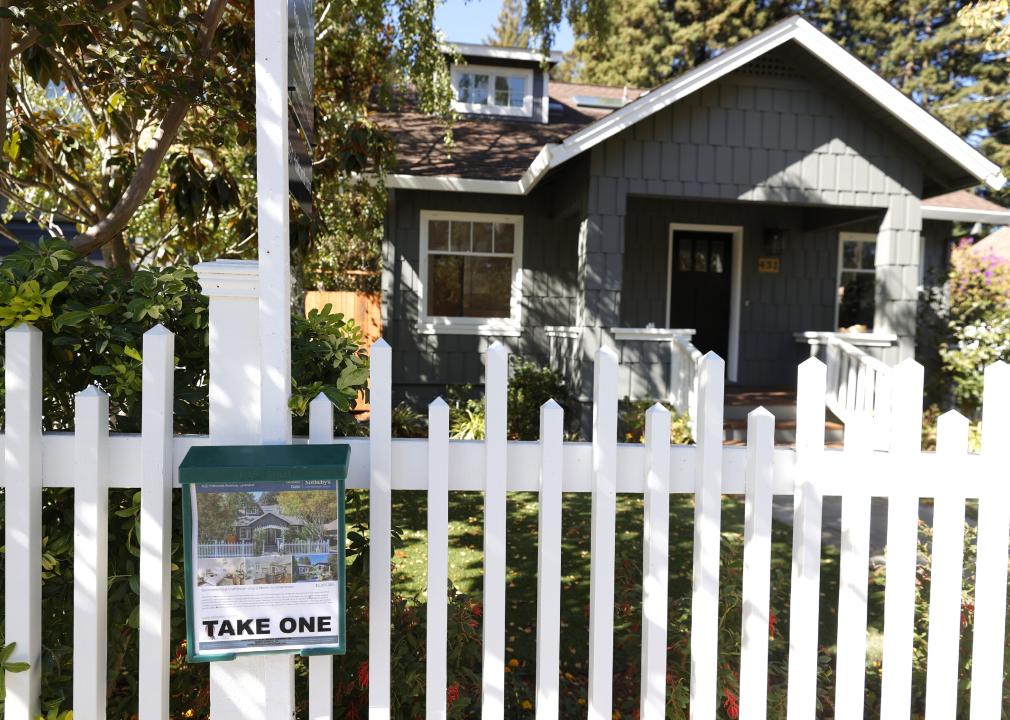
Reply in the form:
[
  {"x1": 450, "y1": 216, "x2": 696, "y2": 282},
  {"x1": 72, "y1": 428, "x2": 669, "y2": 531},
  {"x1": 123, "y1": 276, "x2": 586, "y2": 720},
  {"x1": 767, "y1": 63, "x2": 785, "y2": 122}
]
[{"x1": 188, "y1": 478, "x2": 343, "y2": 656}]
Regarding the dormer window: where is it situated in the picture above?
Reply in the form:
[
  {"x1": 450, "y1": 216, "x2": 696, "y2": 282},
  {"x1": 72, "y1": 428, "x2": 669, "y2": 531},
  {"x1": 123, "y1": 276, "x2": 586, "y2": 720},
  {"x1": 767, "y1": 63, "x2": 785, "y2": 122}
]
[{"x1": 451, "y1": 64, "x2": 534, "y2": 118}]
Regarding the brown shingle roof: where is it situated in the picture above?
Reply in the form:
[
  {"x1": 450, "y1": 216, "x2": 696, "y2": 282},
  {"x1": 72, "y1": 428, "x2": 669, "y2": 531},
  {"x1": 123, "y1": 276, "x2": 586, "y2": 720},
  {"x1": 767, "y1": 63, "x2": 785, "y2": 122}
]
[
  {"x1": 922, "y1": 190, "x2": 1008, "y2": 212},
  {"x1": 374, "y1": 82, "x2": 644, "y2": 181}
]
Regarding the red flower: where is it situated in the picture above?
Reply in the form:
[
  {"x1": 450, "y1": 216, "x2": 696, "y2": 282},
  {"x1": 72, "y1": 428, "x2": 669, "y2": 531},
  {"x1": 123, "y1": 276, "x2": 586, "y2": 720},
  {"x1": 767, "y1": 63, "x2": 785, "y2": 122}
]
[
  {"x1": 471, "y1": 602, "x2": 482, "y2": 617},
  {"x1": 723, "y1": 687, "x2": 739, "y2": 720},
  {"x1": 769, "y1": 609, "x2": 777, "y2": 638},
  {"x1": 358, "y1": 660, "x2": 369, "y2": 689},
  {"x1": 447, "y1": 683, "x2": 461, "y2": 705}
]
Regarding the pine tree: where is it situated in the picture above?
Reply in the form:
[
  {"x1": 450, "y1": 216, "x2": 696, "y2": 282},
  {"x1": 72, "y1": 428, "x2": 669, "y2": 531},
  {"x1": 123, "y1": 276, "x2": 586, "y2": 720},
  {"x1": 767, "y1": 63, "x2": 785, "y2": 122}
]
[{"x1": 486, "y1": 0, "x2": 532, "y2": 48}]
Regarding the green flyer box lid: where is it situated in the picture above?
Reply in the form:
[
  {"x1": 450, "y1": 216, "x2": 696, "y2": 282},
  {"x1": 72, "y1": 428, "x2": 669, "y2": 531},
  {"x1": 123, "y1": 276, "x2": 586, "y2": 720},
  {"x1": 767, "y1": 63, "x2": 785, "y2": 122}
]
[{"x1": 179, "y1": 444, "x2": 350, "y2": 484}]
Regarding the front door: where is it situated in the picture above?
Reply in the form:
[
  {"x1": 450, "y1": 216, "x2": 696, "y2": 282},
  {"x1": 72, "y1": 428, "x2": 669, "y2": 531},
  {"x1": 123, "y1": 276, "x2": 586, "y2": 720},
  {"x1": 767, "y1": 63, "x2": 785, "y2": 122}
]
[{"x1": 669, "y1": 229, "x2": 732, "y2": 358}]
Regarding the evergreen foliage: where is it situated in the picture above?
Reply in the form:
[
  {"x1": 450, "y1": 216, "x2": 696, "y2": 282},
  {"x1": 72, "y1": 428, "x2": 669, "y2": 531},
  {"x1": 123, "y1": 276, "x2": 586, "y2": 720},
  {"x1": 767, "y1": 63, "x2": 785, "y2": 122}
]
[{"x1": 485, "y1": 0, "x2": 533, "y2": 48}]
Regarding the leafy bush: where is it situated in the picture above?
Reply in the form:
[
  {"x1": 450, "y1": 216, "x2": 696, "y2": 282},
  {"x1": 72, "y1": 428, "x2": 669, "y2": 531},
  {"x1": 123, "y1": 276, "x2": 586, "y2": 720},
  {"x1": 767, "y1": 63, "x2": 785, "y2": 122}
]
[
  {"x1": 935, "y1": 239, "x2": 1010, "y2": 414},
  {"x1": 0, "y1": 239, "x2": 368, "y2": 716},
  {"x1": 446, "y1": 358, "x2": 575, "y2": 440},
  {"x1": 618, "y1": 397, "x2": 693, "y2": 444}
]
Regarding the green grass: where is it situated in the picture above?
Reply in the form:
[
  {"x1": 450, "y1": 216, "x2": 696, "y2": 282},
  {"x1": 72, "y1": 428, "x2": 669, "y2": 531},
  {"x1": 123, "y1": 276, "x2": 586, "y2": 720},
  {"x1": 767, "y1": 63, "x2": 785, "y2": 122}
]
[{"x1": 369, "y1": 489, "x2": 848, "y2": 715}]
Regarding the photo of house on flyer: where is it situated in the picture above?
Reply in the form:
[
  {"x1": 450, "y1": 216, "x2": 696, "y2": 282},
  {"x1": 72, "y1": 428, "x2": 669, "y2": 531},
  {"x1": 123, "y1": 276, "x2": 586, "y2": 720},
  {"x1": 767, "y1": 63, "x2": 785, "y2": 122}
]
[{"x1": 186, "y1": 478, "x2": 344, "y2": 658}]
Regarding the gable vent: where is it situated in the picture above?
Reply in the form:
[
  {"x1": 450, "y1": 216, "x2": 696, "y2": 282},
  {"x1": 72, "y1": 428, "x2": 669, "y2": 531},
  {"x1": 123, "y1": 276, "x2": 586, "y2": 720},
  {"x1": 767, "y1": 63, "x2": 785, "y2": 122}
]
[{"x1": 738, "y1": 54, "x2": 801, "y2": 81}]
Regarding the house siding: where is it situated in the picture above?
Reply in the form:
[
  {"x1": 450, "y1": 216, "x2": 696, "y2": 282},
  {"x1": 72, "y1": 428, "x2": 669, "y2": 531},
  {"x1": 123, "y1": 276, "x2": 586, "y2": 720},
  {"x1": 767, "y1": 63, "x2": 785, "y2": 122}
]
[
  {"x1": 577, "y1": 48, "x2": 925, "y2": 397},
  {"x1": 382, "y1": 161, "x2": 587, "y2": 400}
]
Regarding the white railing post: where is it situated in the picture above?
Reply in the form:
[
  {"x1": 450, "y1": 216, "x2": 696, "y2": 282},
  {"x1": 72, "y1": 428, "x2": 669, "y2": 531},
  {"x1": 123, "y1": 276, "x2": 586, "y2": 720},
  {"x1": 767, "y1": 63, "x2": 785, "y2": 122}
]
[
  {"x1": 73, "y1": 385, "x2": 110, "y2": 720},
  {"x1": 640, "y1": 403, "x2": 671, "y2": 720},
  {"x1": 924, "y1": 410, "x2": 968, "y2": 719},
  {"x1": 3, "y1": 324, "x2": 43, "y2": 720},
  {"x1": 879, "y1": 360, "x2": 923, "y2": 719},
  {"x1": 309, "y1": 393, "x2": 335, "y2": 720},
  {"x1": 588, "y1": 345, "x2": 618, "y2": 720},
  {"x1": 426, "y1": 397, "x2": 450, "y2": 720},
  {"x1": 369, "y1": 338, "x2": 393, "y2": 719},
  {"x1": 833, "y1": 412, "x2": 873, "y2": 720},
  {"x1": 969, "y1": 361, "x2": 1010, "y2": 719},
  {"x1": 786, "y1": 357, "x2": 826, "y2": 719},
  {"x1": 689, "y1": 351, "x2": 725, "y2": 720},
  {"x1": 482, "y1": 341, "x2": 508, "y2": 719},
  {"x1": 139, "y1": 325, "x2": 175, "y2": 720},
  {"x1": 535, "y1": 400, "x2": 564, "y2": 719},
  {"x1": 739, "y1": 407, "x2": 774, "y2": 720}
]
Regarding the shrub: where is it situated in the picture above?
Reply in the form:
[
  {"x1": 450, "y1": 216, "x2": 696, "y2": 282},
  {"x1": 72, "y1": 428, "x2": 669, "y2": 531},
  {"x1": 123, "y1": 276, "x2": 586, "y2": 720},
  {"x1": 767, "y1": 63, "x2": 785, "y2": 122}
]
[
  {"x1": 0, "y1": 238, "x2": 368, "y2": 716},
  {"x1": 618, "y1": 397, "x2": 693, "y2": 444}
]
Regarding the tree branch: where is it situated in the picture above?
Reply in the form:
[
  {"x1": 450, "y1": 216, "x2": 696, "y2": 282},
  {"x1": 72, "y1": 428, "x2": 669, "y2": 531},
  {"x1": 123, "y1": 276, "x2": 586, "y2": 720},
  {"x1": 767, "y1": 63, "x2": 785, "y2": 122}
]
[
  {"x1": 0, "y1": 0, "x2": 11, "y2": 153},
  {"x1": 70, "y1": 0, "x2": 228, "y2": 256},
  {"x1": 11, "y1": 0, "x2": 135, "y2": 56}
]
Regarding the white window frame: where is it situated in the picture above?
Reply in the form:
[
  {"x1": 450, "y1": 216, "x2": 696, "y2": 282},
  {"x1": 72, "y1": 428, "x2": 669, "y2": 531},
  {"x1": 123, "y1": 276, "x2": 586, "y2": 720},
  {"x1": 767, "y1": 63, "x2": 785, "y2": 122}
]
[
  {"x1": 450, "y1": 64, "x2": 534, "y2": 118},
  {"x1": 835, "y1": 231, "x2": 877, "y2": 331},
  {"x1": 417, "y1": 209, "x2": 524, "y2": 336}
]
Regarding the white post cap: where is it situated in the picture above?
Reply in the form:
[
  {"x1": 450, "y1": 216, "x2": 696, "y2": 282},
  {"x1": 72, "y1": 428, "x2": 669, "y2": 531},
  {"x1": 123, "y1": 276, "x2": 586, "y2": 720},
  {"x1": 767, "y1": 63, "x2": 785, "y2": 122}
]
[{"x1": 194, "y1": 260, "x2": 260, "y2": 299}]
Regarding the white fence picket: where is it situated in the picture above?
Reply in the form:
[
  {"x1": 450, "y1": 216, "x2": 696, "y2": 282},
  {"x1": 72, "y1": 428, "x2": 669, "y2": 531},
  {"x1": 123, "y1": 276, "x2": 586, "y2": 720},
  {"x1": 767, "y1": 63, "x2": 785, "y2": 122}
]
[
  {"x1": 690, "y1": 351, "x2": 725, "y2": 720},
  {"x1": 588, "y1": 345, "x2": 618, "y2": 720},
  {"x1": 482, "y1": 342, "x2": 509, "y2": 719},
  {"x1": 969, "y1": 361, "x2": 1010, "y2": 720},
  {"x1": 640, "y1": 403, "x2": 671, "y2": 720},
  {"x1": 139, "y1": 326, "x2": 175, "y2": 720},
  {"x1": 924, "y1": 410, "x2": 969, "y2": 720},
  {"x1": 369, "y1": 339, "x2": 393, "y2": 719},
  {"x1": 880, "y1": 360, "x2": 924, "y2": 719},
  {"x1": 426, "y1": 398, "x2": 450, "y2": 720},
  {"x1": 73, "y1": 385, "x2": 110, "y2": 720},
  {"x1": 535, "y1": 399, "x2": 564, "y2": 718},
  {"x1": 3, "y1": 325, "x2": 43, "y2": 720},
  {"x1": 309, "y1": 393, "x2": 335, "y2": 720},
  {"x1": 833, "y1": 412, "x2": 873, "y2": 720},
  {"x1": 739, "y1": 407, "x2": 775, "y2": 720},
  {"x1": 786, "y1": 357, "x2": 826, "y2": 720}
]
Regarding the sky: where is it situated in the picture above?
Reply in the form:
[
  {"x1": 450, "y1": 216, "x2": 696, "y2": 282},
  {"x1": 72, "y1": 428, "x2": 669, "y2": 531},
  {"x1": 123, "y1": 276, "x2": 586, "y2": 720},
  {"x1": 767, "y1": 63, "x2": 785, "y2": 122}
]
[{"x1": 434, "y1": 0, "x2": 575, "y2": 51}]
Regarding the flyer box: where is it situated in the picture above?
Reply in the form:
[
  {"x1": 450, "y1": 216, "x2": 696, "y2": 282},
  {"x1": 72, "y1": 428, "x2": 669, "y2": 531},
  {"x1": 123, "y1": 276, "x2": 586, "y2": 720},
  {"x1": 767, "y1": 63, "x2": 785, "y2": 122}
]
[{"x1": 179, "y1": 444, "x2": 349, "y2": 662}]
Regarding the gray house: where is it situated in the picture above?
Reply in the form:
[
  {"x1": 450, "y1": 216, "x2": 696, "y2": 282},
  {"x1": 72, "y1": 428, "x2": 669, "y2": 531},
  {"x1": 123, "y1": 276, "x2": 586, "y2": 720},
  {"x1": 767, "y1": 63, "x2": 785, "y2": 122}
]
[{"x1": 376, "y1": 17, "x2": 1008, "y2": 405}]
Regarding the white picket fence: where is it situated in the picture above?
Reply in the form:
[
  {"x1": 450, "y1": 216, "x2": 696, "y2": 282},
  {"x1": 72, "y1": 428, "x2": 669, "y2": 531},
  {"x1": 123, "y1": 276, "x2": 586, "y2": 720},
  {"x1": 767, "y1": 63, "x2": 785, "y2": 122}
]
[{"x1": 3, "y1": 321, "x2": 1010, "y2": 719}]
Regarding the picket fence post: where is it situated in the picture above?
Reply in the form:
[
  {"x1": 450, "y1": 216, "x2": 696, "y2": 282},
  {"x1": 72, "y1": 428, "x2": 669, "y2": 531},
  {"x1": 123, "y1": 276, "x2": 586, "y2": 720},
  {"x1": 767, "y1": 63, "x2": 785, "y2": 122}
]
[
  {"x1": 640, "y1": 403, "x2": 671, "y2": 720},
  {"x1": 924, "y1": 409, "x2": 969, "y2": 718},
  {"x1": 689, "y1": 351, "x2": 725, "y2": 720},
  {"x1": 73, "y1": 385, "x2": 110, "y2": 720},
  {"x1": 588, "y1": 345, "x2": 618, "y2": 720},
  {"x1": 309, "y1": 393, "x2": 336, "y2": 720},
  {"x1": 535, "y1": 399, "x2": 564, "y2": 718},
  {"x1": 482, "y1": 341, "x2": 509, "y2": 719},
  {"x1": 833, "y1": 412, "x2": 872, "y2": 720},
  {"x1": 426, "y1": 397, "x2": 450, "y2": 720},
  {"x1": 969, "y1": 361, "x2": 1010, "y2": 719},
  {"x1": 739, "y1": 407, "x2": 774, "y2": 720},
  {"x1": 3, "y1": 324, "x2": 43, "y2": 720},
  {"x1": 369, "y1": 338, "x2": 393, "y2": 719},
  {"x1": 879, "y1": 359, "x2": 924, "y2": 719},
  {"x1": 138, "y1": 325, "x2": 175, "y2": 720},
  {"x1": 786, "y1": 357, "x2": 826, "y2": 719}
]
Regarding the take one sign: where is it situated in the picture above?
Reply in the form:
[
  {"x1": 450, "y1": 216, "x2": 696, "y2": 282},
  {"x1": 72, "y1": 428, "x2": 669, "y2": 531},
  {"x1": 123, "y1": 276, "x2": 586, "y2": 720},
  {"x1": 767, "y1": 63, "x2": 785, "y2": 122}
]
[{"x1": 180, "y1": 445, "x2": 349, "y2": 662}]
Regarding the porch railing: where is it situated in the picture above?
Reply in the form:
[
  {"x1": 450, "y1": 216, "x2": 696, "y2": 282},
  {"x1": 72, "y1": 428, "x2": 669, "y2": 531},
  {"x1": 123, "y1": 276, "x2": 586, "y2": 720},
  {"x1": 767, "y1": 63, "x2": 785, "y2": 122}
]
[{"x1": 667, "y1": 331, "x2": 703, "y2": 427}]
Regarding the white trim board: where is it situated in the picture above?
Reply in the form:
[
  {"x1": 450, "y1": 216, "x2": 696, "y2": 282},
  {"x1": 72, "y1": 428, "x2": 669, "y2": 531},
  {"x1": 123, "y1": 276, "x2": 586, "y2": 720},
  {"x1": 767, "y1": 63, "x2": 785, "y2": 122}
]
[
  {"x1": 921, "y1": 205, "x2": 1010, "y2": 225},
  {"x1": 665, "y1": 223, "x2": 743, "y2": 383},
  {"x1": 392, "y1": 17, "x2": 1005, "y2": 195}
]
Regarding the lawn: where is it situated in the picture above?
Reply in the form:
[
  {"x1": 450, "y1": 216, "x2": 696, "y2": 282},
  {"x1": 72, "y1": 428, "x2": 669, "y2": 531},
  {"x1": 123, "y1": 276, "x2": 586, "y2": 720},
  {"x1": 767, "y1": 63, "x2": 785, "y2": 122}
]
[{"x1": 374, "y1": 490, "x2": 851, "y2": 717}]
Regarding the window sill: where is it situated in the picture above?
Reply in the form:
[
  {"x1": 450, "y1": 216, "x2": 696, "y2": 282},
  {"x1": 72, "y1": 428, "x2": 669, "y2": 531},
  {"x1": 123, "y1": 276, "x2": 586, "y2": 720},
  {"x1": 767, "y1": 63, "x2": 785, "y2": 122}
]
[{"x1": 417, "y1": 321, "x2": 522, "y2": 337}]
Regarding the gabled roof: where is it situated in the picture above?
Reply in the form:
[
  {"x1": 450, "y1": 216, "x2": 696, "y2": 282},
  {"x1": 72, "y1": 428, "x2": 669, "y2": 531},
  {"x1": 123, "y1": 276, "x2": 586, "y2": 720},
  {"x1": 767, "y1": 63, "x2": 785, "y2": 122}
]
[
  {"x1": 386, "y1": 16, "x2": 1005, "y2": 196},
  {"x1": 922, "y1": 190, "x2": 1010, "y2": 225}
]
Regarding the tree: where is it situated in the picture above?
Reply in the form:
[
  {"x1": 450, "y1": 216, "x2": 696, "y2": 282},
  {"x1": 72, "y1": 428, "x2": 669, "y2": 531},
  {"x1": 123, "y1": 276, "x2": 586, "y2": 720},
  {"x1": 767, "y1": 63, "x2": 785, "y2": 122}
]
[
  {"x1": 485, "y1": 0, "x2": 532, "y2": 48},
  {"x1": 559, "y1": 1, "x2": 1009, "y2": 199},
  {"x1": 959, "y1": 1, "x2": 1010, "y2": 53}
]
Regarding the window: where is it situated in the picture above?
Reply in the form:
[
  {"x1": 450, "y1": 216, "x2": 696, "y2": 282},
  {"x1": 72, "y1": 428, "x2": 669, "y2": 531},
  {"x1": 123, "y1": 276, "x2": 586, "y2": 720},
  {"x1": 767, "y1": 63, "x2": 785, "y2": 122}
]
[
  {"x1": 419, "y1": 211, "x2": 523, "y2": 335},
  {"x1": 837, "y1": 232, "x2": 876, "y2": 331},
  {"x1": 451, "y1": 64, "x2": 533, "y2": 117}
]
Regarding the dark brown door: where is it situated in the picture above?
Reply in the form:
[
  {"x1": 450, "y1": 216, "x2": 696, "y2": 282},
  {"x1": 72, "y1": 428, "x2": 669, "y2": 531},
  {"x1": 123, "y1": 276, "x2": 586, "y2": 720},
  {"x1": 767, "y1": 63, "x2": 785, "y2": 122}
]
[{"x1": 669, "y1": 230, "x2": 732, "y2": 358}]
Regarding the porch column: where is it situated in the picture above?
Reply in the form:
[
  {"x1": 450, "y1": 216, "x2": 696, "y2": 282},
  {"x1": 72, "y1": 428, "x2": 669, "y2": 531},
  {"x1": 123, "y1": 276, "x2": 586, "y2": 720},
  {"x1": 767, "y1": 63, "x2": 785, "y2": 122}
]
[
  {"x1": 577, "y1": 165, "x2": 627, "y2": 407},
  {"x1": 873, "y1": 194, "x2": 921, "y2": 365}
]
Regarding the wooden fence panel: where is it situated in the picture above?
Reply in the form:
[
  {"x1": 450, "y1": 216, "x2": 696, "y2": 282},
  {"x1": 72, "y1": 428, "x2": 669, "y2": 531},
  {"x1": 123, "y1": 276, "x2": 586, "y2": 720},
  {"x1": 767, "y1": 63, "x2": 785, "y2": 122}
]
[
  {"x1": 309, "y1": 393, "x2": 336, "y2": 720},
  {"x1": 535, "y1": 400, "x2": 564, "y2": 718},
  {"x1": 305, "y1": 291, "x2": 382, "y2": 347},
  {"x1": 369, "y1": 339, "x2": 393, "y2": 719},
  {"x1": 426, "y1": 398, "x2": 450, "y2": 720}
]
